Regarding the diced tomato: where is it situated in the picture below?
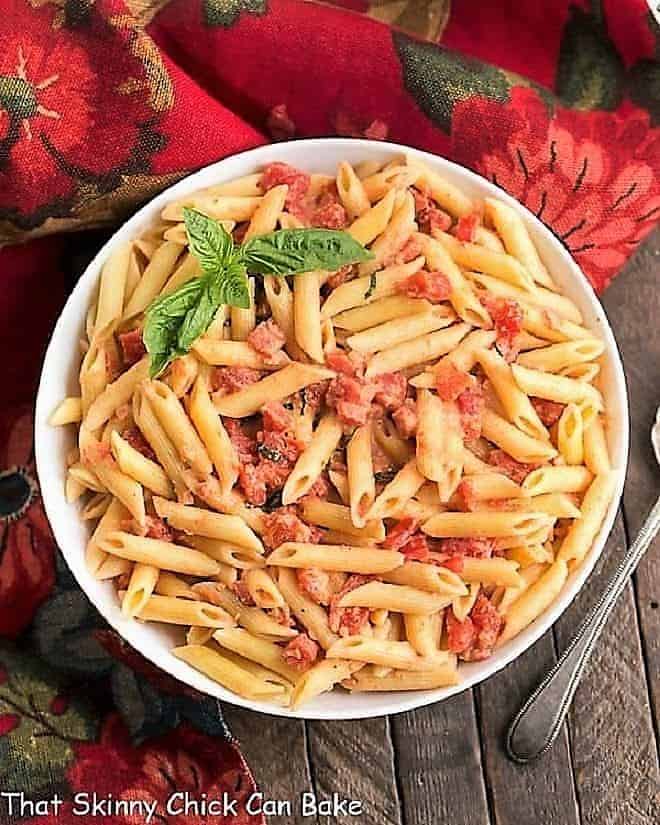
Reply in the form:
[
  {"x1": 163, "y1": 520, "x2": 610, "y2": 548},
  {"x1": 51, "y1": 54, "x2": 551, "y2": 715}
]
[
  {"x1": 232, "y1": 579, "x2": 256, "y2": 606},
  {"x1": 327, "y1": 264, "x2": 354, "y2": 289},
  {"x1": 413, "y1": 188, "x2": 452, "y2": 235},
  {"x1": 488, "y1": 449, "x2": 538, "y2": 484},
  {"x1": 301, "y1": 382, "x2": 327, "y2": 412},
  {"x1": 312, "y1": 188, "x2": 348, "y2": 229},
  {"x1": 436, "y1": 537, "x2": 495, "y2": 559},
  {"x1": 296, "y1": 568, "x2": 332, "y2": 605},
  {"x1": 398, "y1": 270, "x2": 451, "y2": 302},
  {"x1": 435, "y1": 362, "x2": 472, "y2": 402},
  {"x1": 262, "y1": 162, "x2": 310, "y2": 213},
  {"x1": 257, "y1": 460, "x2": 294, "y2": 496},
  {"x1": 326, "y1": 349, "x2": 357, "y2": 376},
  {"x1": 262, "y1": 401, "x2": 294, "y2": 434},
  {"x1": 329, "y1": 573, "x2": 372, "y2": 637},
  {"x1": 373, "y1": 372, "x2": 408, "y2": 411},
  {"x1": 383, "y1": 517, "x2": 419, "y2": 550},
  {"x1": 457, "y1": 385, "x2": 485, "y2": 440},
  {"x1": 247, "y1": 319, "x2": 286, "y2": 359},
  {"x1": 412, "y1": 188, "x2": 431, "y2": 216},
  {"x1": 266, "y1": 103, "x2": 296, "y2": 141},
  {"x1": 392, "y1": 399, "x2": 418, "y2": 438},
  {"x1": 117, "y1": 328, "x2": 146, "y2": 367},
  {"x1": 224, "y1": 419, "x2": 257, "y2": 465},
  {"x1": 211, "y1": 366, "x2": 262, "y2": 394},
  {"x1": 442, "y1": 556, "x2": 465, "y2": 573},
  {"x1": 480, "y1": 294, "x2": 523, "y2": 361},
  {"x1": 400, "y1": 533, "x2": 430, "y2": 561},
  {"x1": 121, "y1": 427, "x2": 157, "y2": 462},
  {"x1": 396, "y1": 236, "x2": 423, "y2": 264},
  {"x1": 454, "y1": 212, "x2": 481, "y2": 243},
  {"x1": 238, "y1": 463, "x2": 267, "y2": 506},
  {"x1": 300, "y1": 473, "x2": 331, "y2": 503},
  {"x1": 143, "y1": 515, "x2": 174, "y2": 542},
  {"x1": 462, "y1": 593, "x2": 503, "y2": 661},
  {"x1": 258, "y1": 428, "x2": 300, "y2": 464},
  {"x1": 446, "y1": 610, "x2": 476, "y2": 654},
  {"x1": 531, "y1": 397, "x2": 565, "y2": 427},
  {"x1": 456, "y1": 479, "x2": 477, "y2": 512},
  {"x1": 105, "y1": 348, "x2": 122, "y2": 381},
  {"x1": 263, "y1": 507, "x2": 315, "y2": 550},
  {"x1": 325, "y1": 374, "x2": 376, "y2": 427},
  {"x1": 282, "y1": 633, "x2": 320, "y2": 671},
  {"x1": 427, "y1": 207, "x2": 453, "y2": 234}
]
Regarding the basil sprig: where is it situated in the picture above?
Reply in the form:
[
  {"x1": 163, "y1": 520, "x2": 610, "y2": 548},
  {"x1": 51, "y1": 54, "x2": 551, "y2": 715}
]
[{"x1": 143, "y1": 207, "x2": 373, "y2": 377}]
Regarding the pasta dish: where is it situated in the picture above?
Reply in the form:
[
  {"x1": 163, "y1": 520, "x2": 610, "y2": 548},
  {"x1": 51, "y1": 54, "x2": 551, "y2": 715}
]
[{"x1": 50, "y1": 153, "x2": 615, "y2": 709}]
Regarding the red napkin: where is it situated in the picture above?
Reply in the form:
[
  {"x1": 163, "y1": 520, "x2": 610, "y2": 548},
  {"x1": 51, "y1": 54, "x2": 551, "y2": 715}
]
[{"x1": 0, "y1": 2, "x2": 657, "y2": 821}]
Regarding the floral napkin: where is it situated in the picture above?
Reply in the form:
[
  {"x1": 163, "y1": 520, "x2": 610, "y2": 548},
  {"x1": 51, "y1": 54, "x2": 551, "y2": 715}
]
[{"x1": 0, "y1": 1, "x2": 657, "y2": 822}]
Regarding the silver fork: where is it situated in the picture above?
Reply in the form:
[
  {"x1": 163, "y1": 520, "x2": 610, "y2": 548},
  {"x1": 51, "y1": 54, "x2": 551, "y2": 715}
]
[{"x1": 506, "y1": 406, "x2": 660, "y2": 763}]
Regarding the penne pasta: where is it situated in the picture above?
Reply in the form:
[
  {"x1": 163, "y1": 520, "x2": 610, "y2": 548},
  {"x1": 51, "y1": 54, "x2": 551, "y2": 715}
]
[
  {"x1": 282, "y1": 413, "x2": 343, "y2": 504},
  {"x1": 173, "y1": 645, "x2": 288, "y2": 702},
  {"x1": 382, "y1": 562, "x2": 467, "y2": 596},
  {"x1": 327, "y1": 636, "x2": 447, "y2": 671},
  {"x1": 346, "y1": 424, "x2": 375, "y2": 528},
  {"x1": 268, "y1": 542, "x2": 403, "y2": 574},
  {"x1": 366, "y1": 459, "x2": 426, "y2": 520},
  {"x1": 338, "y1": 581, "x2": 452, "y2": 614},
  {"x1": 497, "y1": 559, "x2": 568, "y2": 644},
  {"x1": 422, "y1": 510, "x2": 551, "y2": 539},
  {"x1": 294, "y1": 270, "x2": 324, "y2": 362},
  {"x1": 365, "y1": 322, "x2": 471, "y2": 377},
  {"x1": 347, "y1": 305, "x2": 454, "y2": 353},
  {"x1": 153, "y1": 497, "x2": 263, "y2": 552},
  {"x1": 416, "y1": 390, "x2": 463, "y2": 502},
  {"x1": 481, "y1": 409, "x2": 558, "y2": 463},
  {"x1": 58, "y1": 156, "x2": 615, "y2": 709},
  {"x1": 483, "y1": 197, "x2": 556, "y2": 290},
  {"x1": 435, "y1": 231, "x2": 535, "y2": 291},
  {"x1": 557, "y1": 472, "x2": 616, "y2": 563},
  {"x1": 192, "y1": 339, "x2": 289, "y2": 370},
  {"x1": 213, "y1": 362, "x2": 334, "y2": 417}
]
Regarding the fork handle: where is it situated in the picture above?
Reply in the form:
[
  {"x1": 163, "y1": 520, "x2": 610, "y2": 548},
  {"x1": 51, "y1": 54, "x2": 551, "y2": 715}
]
[{"x1": 506, "y1": 495, "x2": 660, "y2": 764}]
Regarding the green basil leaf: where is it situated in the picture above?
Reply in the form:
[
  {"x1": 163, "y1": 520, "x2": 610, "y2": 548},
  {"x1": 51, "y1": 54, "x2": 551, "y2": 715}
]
[
  {"x1": 176, "y1": 273, "x2": 225, "y2": 354},
  {"x1": 218, "y1": 261, "x2": 251, "y2": 309},
  {"x1": 240, "y1": 228, "x2": 373, "y2": 276},
  {"x1": 183, "y1": 207, "x2": 235, "y2": 273},
  {"x1": 143, "y1": 278, "x2": 205, "y2": 377}
]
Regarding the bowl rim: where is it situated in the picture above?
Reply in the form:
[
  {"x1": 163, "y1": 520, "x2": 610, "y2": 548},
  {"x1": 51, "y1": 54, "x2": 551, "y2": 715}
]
[{"x1": 35, "y1": 137, "x2": 629, "y2": 720}]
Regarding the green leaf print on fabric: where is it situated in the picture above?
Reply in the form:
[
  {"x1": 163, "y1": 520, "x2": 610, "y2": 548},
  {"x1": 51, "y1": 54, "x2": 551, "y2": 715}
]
[
  {"x1": 393, "y1": 32, "x2": 511, "y2": 132},
  {"x1": 0, "y1": 643, "x2": 98, "y2": 798},
  {"x1": 556, "y1": 5, "x2": 625, "y2": 110},
  {"x1": 203, "y1": 0, "x2": 267, "y2": 27}
]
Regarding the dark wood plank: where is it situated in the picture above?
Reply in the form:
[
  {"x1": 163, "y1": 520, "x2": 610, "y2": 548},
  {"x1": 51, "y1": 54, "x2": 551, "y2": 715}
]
[
  {"x1": 391, "y1": 691, "x2": 491, "y2": 825},
  {"x1": 223, "y1": 708, "x2": 314, "y2": 825},
  {"x1": 555, "y1": 513, "x2": 660, "y2": 825},
  {"x1": 601, "y1": 228, "x2": 660, "y2": 741},
  {"x1": 307, "y1": 719, "x2": 402, "y2": 825},
  {"x1": 477, "y1": 634, "x2": 581, "y2": 825}
]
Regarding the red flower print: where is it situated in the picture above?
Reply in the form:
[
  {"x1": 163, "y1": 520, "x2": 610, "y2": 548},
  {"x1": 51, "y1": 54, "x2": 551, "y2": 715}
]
[
  {"x1": 21, "y1": 715, "x2": 264, "y2": 825},
  {"x1": 0, "y1": 406, "x2": 56, "y2": 637},
  {"x1": 0, "y1": 0, "x2": 163, "y2": 223},
  {"x1": 451, "y1": 88, "x2": 660, "y2": 291}
]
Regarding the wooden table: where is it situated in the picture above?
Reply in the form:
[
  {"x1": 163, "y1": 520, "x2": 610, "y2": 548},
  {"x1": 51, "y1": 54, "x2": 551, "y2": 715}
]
[{"x1": 224, "y1": 229, "x2": 660, "y2": 825}]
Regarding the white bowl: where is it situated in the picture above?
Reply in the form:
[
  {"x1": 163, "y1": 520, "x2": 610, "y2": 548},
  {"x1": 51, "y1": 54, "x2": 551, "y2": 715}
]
[{"x1": 35, "y1": 139, "x2": 629, "y2": 720}]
